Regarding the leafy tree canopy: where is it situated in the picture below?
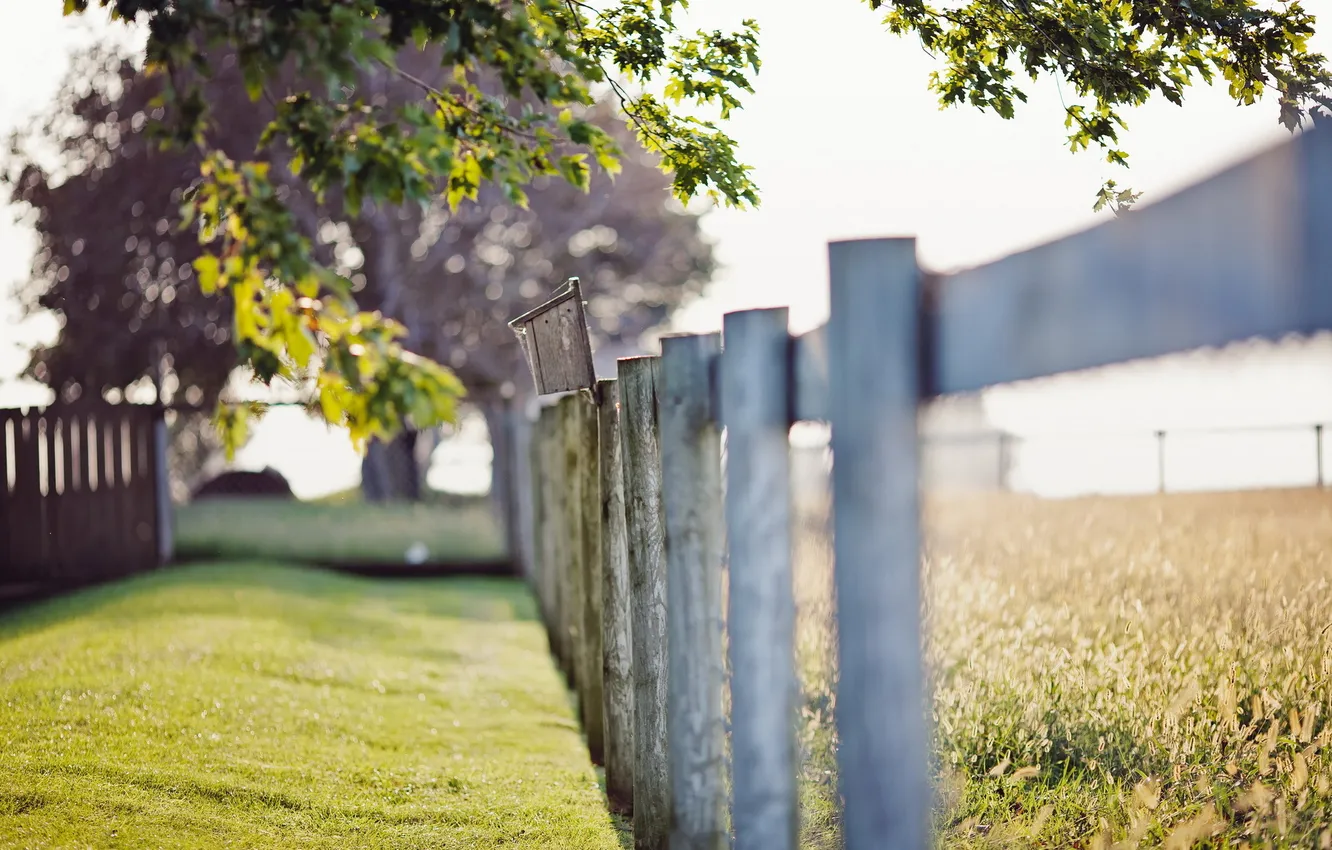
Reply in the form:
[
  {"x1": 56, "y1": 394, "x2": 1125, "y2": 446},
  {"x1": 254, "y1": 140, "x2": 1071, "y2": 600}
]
[
  {"x1": 873, "y1": 0, "x2": 1330, "y2": 189},
  {"x1": 54, "y1": 0, "x2": 1331, "y2": 445},
  {"x1": 59, "y1": 0, "x2": 759, "y2": 450},
  {"x1": 8, "y1": 42, "x2": 713, "y2": 499}
]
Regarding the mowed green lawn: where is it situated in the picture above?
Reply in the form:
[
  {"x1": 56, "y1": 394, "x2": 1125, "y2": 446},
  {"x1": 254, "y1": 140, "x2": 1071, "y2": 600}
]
[
  {"x1": 174, "y1": 497, "x2": 506, "y2": 566},
  {"x1": 0, "y1": 564, "x2": 623, "y2": 848}
]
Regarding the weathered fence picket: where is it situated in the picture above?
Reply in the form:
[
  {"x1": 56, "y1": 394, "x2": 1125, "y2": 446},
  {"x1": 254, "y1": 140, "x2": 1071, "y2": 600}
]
[
  {"x1": 559, "y1": 396, "x2": 584, "y2": 699},
  {"x1": 576, "y1": 392, "x2": 606, "y2": 767},
  {"x1": 721, "y1": 307, "x2": 797, "y2": 850},
  {"x1": 658, "y1": 332, "x2": 727, "y2": 850},
  {"x1": 598, "y1": 377, "x2": 635, "y2": 815},
  {"x1": 617, "y1": 356, "x2": 670, "y2": 850},
  {"x1": 826, "y1": 238, "x2": 929, "y2": 849}
]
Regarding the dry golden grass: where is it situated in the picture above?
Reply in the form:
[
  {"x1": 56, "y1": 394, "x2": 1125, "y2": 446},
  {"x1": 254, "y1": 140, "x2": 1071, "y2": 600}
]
[{"x1": 792, "y1": 488, "x2": 1332, "y2": 849}]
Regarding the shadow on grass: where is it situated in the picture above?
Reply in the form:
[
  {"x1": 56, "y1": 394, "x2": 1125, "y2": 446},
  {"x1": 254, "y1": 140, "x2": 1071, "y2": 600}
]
[{"x1": 0, "y1": 562, "x2": 538, "y2": 642}]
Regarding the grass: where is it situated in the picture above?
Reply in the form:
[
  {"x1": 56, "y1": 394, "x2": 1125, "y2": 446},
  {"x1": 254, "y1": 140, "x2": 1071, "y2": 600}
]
[
  {"x1": 174, "y1": 497, "x2": 506, "y2": 566},
  {"x1": 0, "y1": 564, "x2": 624, "y2": 848},
  {"x1": 793, "y1": 487, "x2": 1332, "y2": 849}
]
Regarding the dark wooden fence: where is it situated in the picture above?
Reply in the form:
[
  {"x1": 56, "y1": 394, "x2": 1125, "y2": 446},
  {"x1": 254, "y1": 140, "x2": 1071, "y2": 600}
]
[{"x1": 1, "y1": 402, "x2": 171, "y2": 596}]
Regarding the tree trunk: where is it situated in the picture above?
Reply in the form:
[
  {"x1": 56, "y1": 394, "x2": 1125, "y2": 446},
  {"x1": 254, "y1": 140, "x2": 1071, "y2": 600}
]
[{"x1": 361, "y1": 430, "x2": 422, "y2": 502}]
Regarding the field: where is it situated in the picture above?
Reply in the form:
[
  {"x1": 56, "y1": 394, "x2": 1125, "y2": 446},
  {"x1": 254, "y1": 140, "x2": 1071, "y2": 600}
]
[
  {"x1": 174, "y1": 496, "x2": 506, "y2": 567},
  {"x1": 8, "y1": 487, "x2": 1332, "y2": 848},
  {"x1": 794, "y1": 488, "x2": 1332, "y2": 849},
  {"x1": 0, "y1": 564, "x2": 623, "y2": 848}
]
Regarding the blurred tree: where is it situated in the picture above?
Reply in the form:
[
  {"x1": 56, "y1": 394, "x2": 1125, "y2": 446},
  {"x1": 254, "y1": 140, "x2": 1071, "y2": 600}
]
[
  {"x1": 44, "y1": 1, "x2": 758, "y2": 454},
  {"x1": 6, "y1": 44, "x2": 712, "y2": 502}
]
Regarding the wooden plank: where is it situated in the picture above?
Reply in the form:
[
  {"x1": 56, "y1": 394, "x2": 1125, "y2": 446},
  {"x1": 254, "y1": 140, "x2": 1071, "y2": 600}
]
[
  {"x1": 152, "y1": 413, "x2": 173, "y2": 565},
  {"x1": 538, "y1": 404, "x2": 563, "y2": 666},
  {"x1": 531, "y1": 404, "x2": 552, "y2": 639},
  {"x1": 618, "y1": 355, "x2": 670, "y2": 850},
  {"x1": 0, "y1": 410, "x2": 14, "y2": 581},
  {"x1": 110, "y1": 412, "x2": 130, "y2": 576},
  {"x1": 34, "y1": 413, "x2": 53, "y2": 575},
  {"x1": 127, "y1": 409, "x2": 153, "y2": 571},
  {"x1": 512, "y1": 403, "x2": 536, "y2": 583},
  {"x1": 44, "y1": 413, "x2": 63, "y2": 579},
  {"x1": 722, "y1": 308, "x2": 798, "y2": 850},
  {"x1": 57, "y1": 412, "x2": 79, "y2": 578},
  {"x1": 932, "y1": 126, "x2": 1332, "y2": 394},
  {"x1": 59, "y1": 412, "x2": 80, "y2": 577},
  {"x1": 549, "y1": 402, "x2": 573, "y2": 686},
  {"x1": 828, "y1": 238, "x2": 929, "y2": 850},
  {"x1": 13, "y1": 411, "x2": 42, "y2": 582},
  {"x1": 597, "y1": 378, "x2": 635, "y2": 815},
  {"x1": 98, "y1": 414, "x2": 118, "y2": 578},
  {"x1": 77, "y1": 411, "x2": 104, "y2": 573},
  {"x1": 658, "y1": 332, "x2": 726, "y2": 850},
  {"x1": 576, "y1": 392, "x2": 606, "y2": 767},
  {"x1": 787, "y1": 131, "x2": 1332, "y2": 410},
  {"x1": 561, "y1": 395, "x2": 587, "y2": 714}
]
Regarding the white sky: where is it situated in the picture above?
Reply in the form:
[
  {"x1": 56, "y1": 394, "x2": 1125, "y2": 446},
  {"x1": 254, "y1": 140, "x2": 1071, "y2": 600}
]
[{"x1": 2, "y1": 1, "x2": 1330, "y2": 497}]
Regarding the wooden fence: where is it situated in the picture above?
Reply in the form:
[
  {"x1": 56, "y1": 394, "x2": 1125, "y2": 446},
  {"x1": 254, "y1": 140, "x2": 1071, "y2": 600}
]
[
  {"x1": 918, "y1": 420, "x2": 1331, "y2": 493},
  {"x1": 0, "y1": 402, "x2": 172, "y2": 596},
  {"x1": 518, "y1": 124, "x2": 1332, "y2": 850}
]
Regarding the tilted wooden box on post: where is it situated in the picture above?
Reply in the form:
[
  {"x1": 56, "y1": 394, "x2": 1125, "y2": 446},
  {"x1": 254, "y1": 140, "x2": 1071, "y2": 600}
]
[{"x1": 509, "y1": 278, "x2": 597, "y2": 395}]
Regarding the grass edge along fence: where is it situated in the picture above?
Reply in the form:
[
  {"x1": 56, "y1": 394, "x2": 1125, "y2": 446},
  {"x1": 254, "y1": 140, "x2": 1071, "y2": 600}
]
[{"x1": 518, "y1": 123, "x2": 1332, "y2": 850}]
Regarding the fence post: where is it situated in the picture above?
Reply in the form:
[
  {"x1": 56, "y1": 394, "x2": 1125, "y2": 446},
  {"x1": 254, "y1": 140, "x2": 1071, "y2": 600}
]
[
  {"x1": 502, "y1": 401, "x2": 536, "y2": 580},
  {"x1": 544, "y1": 403, "x2": 572, "y2": 682},
  {"x1": 1316, "y1": 424, "x2": 1324, "y2": 488},
  {"x1": 598, "y1": 378, "x2": 635, "y2": 814},
  {"x1": 560, "y1": 395, "x2": 585, "y2": 702},
  {"x1": 1155, "y1": 429, "x2": 1167, "y2": 494},
  {"x1": 153, "y1": 411, "x2": 174, "y2": 566},
  {"x1": 659, "y1": 332, "x2": 726, "y2": 850},
  {"x1": 14, "y1": 410, "x2": 42, "y2": 580},
  {"x1": 997, "y1": 431, "x2": 1012, "y2": 491},
  {"x1": 0, "y1": 411, "x2": 10, "y2": 579},
  {"x1": 828, "y1": 238, "x2": 929, "y2": 850},
  {"x1": 618, "y1": 356, "x2": 670, "y2": 850},
  {"x1": 532, "y1": 404, "x2": 553, "y2": 646},
  {"x1": 722, "y1": 308, "x2": 797, "y2": 850},
  {"x1": 577, "y1": 392, "x2": 607, "y2": 767}
]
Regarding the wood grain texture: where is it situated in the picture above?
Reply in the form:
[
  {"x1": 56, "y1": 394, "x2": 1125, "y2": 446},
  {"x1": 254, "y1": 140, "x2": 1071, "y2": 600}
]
[
  {"x1": 560, "y1": 395, "x2": 586, "y2": 707},
  {"x1": 659, "y1": 333, "x2": 726, "y2": 850},
  {"x1": 576, "y1": 392, "x2": 606, "y2": 767},
  {"x1": 598, "y1": 378, "x2": 635, "y2": 815},
  {"x1": 617, "y1": 356, "x2": 670, "y2": 850},
  {"x1": 529, "y1": 297, "x2": 596, "y2": 394}
]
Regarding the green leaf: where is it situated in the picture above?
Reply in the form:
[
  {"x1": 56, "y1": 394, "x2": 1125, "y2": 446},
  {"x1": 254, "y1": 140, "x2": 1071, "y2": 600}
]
[{"x1": 194, "y1": 255, "x2": 221, "y2": 294}]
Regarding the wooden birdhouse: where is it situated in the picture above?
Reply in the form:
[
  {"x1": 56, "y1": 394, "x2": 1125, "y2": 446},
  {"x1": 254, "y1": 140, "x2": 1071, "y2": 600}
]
[{"x1": 508, "y1": 277, "x2": 597, "y2": 395}]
